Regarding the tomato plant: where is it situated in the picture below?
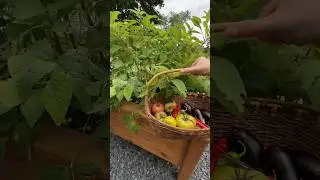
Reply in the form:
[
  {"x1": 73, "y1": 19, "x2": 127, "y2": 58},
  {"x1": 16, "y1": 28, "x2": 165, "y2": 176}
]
[
  {"x1": 0, "y1": 0, "x2": 109, "y2": 166},
  {"x1": 212, "y1": 0, "x2": 320, "y2": 114},
  {"x1": 110, "y1": 9, "x2": 210, "y2": 130}
]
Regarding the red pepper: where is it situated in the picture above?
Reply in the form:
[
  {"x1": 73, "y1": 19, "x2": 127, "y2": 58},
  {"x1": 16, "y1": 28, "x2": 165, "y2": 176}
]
[
  {"x1": 196, "y1": 119, "x2": 208, "y2": 129},
  {"x1": 211, "y1": 138, "x2": 229, "y2": 172},
  {"x1": 172, "y1": 105, "x2": 180, "y2": 118}
]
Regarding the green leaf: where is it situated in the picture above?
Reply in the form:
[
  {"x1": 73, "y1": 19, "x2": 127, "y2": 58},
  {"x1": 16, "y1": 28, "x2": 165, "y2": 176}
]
[
  {"x1": 123, "y1": 84, "x2": 133, "y2": 101},
  {"x1": 52, "y1": 21, "x2": 69, "y2": 36},
  {"x1": 85, "y1": 82, "x2": 102, "y2": 96},
  {"x1": 299, "y1": 59, "x2": 320, "y2": 89},
  {"x1": 0, "y1": 80, "x2": 21, "y2": 115},
  {"x1": 27, "y1": 40, "x2": 56, "y2": 61},
  {"x1": 42, "y1": 70, "x2": 73, "y2": 126},
  {"x1": 212, "y1": 57, "x2": 246, "y2": 113},
  {"x1": 73, "y1": 85, "x2": 92, "y2": 112},
  {"x1": 110, "y1": 11, "x2": 120, "y2": 22},
  {"x1": 171, "y1": 79, "x2": 187, "y2": 97},
  {"x1": 5, "y1": 23, "x2": 31, "y2": 40},
  {"x1": 20, "y1": 91, "x2": 44, "y2": 128},
  {"x1": 8, "y1": 55, "x2": 56, "y2": 99},
  {"x1": 110, "y1": 86, "x2": 116, "y2": 98},
  {"x1": 142, "y1": 15, "x2": 157, "y2": 28},
  {"x1": 116, "y1": 91, "x2": 124, "y2": 102},
  {"x1": 86, "y1": 28, "x2": 108, "y2": 52},
  {"x1": 191, "y1": 16, "x2": 202, "y2": 29},
  {"x1": 94, "y1": 118, "x2": 108, "y2": 139},
  {"x1": 57, "y1": 51, "x2": 93, "y2": 81},
  {"x1": 309, "y1": 84, "x2": 320, "y2": 108},
  {"x1": 46, "y1": 0, "x2": 77, "y2": 13},
  {"x1": 40, "y1": 165, "x2": 71, "y2": 180},
  {"x1": 11, "y1": 0, "x2": 46, "y2": 20},
  {"x1": 0, "y1": 108, "x2": 20, "y2": 134},
  {"x1": 122, "y1": 114, "x2": 139, "y2": 133}
]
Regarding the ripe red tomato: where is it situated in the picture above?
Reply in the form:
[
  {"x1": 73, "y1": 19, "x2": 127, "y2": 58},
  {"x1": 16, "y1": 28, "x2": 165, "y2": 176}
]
[{"x1": 151, "y1": 103, "x2": 164, "y2": 115}]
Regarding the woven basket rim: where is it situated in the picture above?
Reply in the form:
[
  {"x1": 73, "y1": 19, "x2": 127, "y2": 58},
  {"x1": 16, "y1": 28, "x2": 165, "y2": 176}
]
[
  {"x1": 246, "y1": 97, "x2": 320, "y2": 113},
  {"x1": 144, "y1": 95, "x2": 210, "y2": 132}
]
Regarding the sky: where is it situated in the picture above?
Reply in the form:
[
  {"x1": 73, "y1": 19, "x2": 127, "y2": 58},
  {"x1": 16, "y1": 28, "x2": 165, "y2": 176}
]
[
  {"x1": 156, "y1": 0, "x2": 210, "y2": 42},
  {"x1": 157, "y1": 0, "x2": 210, "y2": 17}
]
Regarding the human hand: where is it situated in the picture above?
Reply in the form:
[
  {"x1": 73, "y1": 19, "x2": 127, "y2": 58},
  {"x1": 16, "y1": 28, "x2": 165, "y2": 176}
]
[
  {"x1": 214, "y1": 0, "x2": 320, "y2": 45},
  {"x1": 181, "y1": 57, "x2": 210, "y2": 75}
]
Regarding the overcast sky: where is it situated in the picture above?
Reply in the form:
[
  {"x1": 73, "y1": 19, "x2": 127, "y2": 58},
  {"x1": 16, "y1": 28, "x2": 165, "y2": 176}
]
[
  {"x1": 156, "y1": 0, "x2": 210, "y2": 42},
  {"x1": 157, "y1": 0, "x2": 210, "y2": 17}
]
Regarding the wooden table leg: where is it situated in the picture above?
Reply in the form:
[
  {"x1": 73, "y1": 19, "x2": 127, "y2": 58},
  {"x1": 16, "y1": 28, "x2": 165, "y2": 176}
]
[{"x1": 177, "y1": 139, "x2": 209, "y2": 180}]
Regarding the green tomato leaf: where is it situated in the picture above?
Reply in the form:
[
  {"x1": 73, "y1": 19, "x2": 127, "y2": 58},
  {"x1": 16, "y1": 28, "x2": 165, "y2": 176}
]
[
  {"x1": 85, "y1": 81, "x2": 102, "y2": 96},
  {"x1": 116, "y1": 91, "x2": 124, "y2": 102},
  {"x1": 309, "y1": 84, "x2": 320, "y2": 108},
  {"x1": 171, "y1": 79, "x2": 187, "y2": 97},
  {"x1": 123, "y1": 84, "x2": 133, "y2": 101},
  {"x1": 20, "y1": 91, "x2": 44, "y2": 128},
  {"x1": 8, "y1": 55, "x2": 56, "y2": 99},
  {"x1": 42, "y1": 70, "x2": 73, "y2": 126},
  {"x1": 110, "y1": 86, "x2": 116, "y2": 98},
  {"x1": 26, "y1": 40, "x2": 56, "y2": 61},
  {"x1": 191, "y1": 16, "x2": 202, "y2": 29},
  {"x1": 0, "y1": 108, "x2": 20, "y2": 134},
  {"x1": 11, "y1": 0, "x2": 46, "y2": 20},
  {"x1": 52, "y1": 21, "x2": 69, "y2": 37},
  {"x1": 94, "y1": 118, "x2": 108, "y2": 139},
  {"x1": 110, "y1": 11, "x2": 120, "y2": 22},
  {"x1": 299, "y1": 59, "x2": 320, "y2": 89},
  {"x1": 212, "y1": 57, "x2": 246, "y2": 114},
  {"x1": 0, "y1": 79, "x2": 21, "y2": 115}
]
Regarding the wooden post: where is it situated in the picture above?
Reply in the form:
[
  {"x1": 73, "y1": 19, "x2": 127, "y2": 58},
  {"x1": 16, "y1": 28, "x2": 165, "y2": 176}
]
[{"x1": 177, "y1": 138, "x2": 209, "y2": 180}]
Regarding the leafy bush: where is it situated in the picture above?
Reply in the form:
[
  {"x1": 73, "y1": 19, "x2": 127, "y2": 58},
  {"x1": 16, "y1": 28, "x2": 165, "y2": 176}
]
[
  {"x1": 110, "y1": 9, "x2": 210, "y2": 109},
  {"x1": 0, "y1": 0, "x2": 108, "y2": 158}
]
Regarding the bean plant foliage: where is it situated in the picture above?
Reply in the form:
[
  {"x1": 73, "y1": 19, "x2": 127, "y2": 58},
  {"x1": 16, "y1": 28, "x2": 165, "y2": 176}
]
[
  {"x1": 212, "y1": 0, "x2": 320, "y2": 113},
  {"x1": 110, "y1": 9, "x2": 211, "y2": 131},
  {"x1": 0, "y1": 0, "x2": 108, "y2": 165}
]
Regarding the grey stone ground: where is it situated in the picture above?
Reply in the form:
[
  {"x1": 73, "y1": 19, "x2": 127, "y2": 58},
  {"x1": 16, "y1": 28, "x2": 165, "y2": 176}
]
[{"x1": 110, "y1": 134, "x2": 210, "y2": 180}]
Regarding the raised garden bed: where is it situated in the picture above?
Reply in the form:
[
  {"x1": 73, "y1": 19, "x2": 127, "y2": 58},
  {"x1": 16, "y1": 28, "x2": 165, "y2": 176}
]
[
  {"x1": 110, "y1": 103, "x2": 209, "y2": 180},
  {"x1": 0, "y1": 120, "x2": 108, "y2": 180}
]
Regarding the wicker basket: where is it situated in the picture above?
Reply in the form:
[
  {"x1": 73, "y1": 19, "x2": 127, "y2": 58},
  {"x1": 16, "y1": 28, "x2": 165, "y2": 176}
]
[
  {"x1": 212, "y1": 97, "x2": 320, "y2": 158},
  {"x1": 144, "y1": 69, "x2": 210, "y2": 140}
]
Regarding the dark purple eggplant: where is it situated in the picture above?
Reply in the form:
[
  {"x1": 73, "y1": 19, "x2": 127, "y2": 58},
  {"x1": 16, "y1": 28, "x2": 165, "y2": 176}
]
[
  {"x1": 201, "y1": 110, "x2": 210, "y2": 124},
  {"x1": 191, "y1": 108, "x2": 206, "y2": 124},
  {"x1": 265, "y1": 147, "x2": 299, "y2": 180},
  {"x1": 181, "y1": 102, "x2": 192, "y2": 113},
  {"x1": 285, "y1": 149, "x2": 320, "y2": 180},
  {"x1": 228, "y1": 128, "x2": 263, "y2": 169}
]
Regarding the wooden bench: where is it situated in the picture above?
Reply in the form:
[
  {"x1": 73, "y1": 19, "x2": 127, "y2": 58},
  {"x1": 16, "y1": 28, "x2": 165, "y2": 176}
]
[{"x1": 110, "y1": 103, "x2": 210, "y2": 180}]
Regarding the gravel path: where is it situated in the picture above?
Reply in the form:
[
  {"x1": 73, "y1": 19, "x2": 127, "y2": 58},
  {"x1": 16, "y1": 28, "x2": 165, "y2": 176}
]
[{"x1": 110, "y1": 134, "x2": 210, "y2": 180}]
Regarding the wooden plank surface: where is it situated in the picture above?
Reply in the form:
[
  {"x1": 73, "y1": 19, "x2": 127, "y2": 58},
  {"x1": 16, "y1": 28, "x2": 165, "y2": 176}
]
[
  {"x1": 178, "y1": 139, "x2": 209, "y2": 180},
  {"x1": 110, "y1": 103, "x2": 190, "y2": 166},
  {"x1": 0, "y1": 120, "x2": 108, "y2": 180},
  {"x1": 34, "y1": 120, "x2": 108, "y2": 172}
]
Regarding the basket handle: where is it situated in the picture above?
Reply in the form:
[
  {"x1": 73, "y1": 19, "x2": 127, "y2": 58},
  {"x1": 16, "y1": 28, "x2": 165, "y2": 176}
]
[{"x1": 146, "y1": 68, "x2": 183, "y2": 96}]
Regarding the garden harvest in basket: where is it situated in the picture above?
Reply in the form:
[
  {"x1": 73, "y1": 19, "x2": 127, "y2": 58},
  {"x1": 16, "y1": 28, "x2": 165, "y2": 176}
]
[
  {"x1": 146, "y1": 68, "x2": 210, "y2": 130},
  {"x1": 151, "y1": 101, "x2": 209, "y2": 129}
]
